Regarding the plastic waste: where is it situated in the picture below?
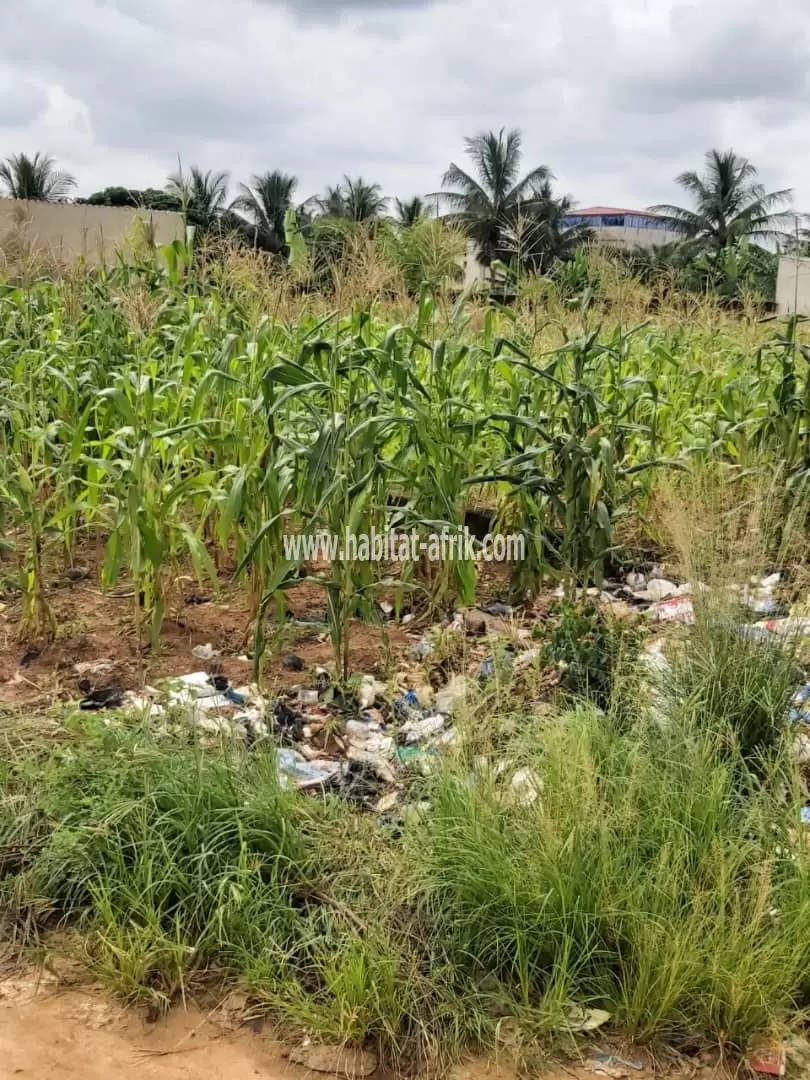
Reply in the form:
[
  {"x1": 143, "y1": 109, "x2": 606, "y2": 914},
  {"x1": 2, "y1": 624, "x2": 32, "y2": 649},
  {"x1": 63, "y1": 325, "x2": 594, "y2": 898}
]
[
  {"x1": 358, "y1": 675, "x2": 387, "y2": 710},
  {"x1": 644, "y1": 578, "x2": 678, "y2": 601},
  {"x1": 478, "y1": 656, "x2": 496, "y2": 681},
  {"x1": 282, "y1": 654, "x2": 306, "y2": 672},
  {"x1": 435, "y1": 675, "x2": 471, "y2": 716},
  {"x1": 191, "y1": 643, "x2": 220, "y2": 663},
  {"x1": 586, "y1": 1054, "x2": 645, "y2": 1077},
  {"x1": 345, "y1": 718, "x2": 395, "y2": 763},
  {"x1": 651, "y1": 596, "x2": 694, "y2": 623},
  {"x1": 400, "y1": 713, "x2": 445, "y2": 744},
  {"x1": 409, "y1": 640, "x2": 433, "y2": 659},
  {"x1": 508, "y1": 767, "x2": 541, "y2": 806},
  {"x1": 565, "y1": 1005, "x2": 612, "y2": 1031},
  {"x1": 276, "y1": 748, "x2": 343, "y2": 790},
  {"x1": 747, "y1": 1038, "x2": 786, "y2": 1076},
  {"x1": 79, "y1": 685, "x2": 124, "y2": 711}
]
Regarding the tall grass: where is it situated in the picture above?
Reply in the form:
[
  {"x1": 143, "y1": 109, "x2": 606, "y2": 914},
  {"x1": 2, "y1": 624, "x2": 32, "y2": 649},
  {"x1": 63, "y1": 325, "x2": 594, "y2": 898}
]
[{"x1": 2, "y1": 598, "x2": 810, "y2": 1066}]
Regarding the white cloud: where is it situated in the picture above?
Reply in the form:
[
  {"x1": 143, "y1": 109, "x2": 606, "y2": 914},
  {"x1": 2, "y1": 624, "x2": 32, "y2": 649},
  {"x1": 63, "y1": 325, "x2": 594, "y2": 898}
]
[{"x1": 0, "y1": 0, "x2": 807, "y2": 212}]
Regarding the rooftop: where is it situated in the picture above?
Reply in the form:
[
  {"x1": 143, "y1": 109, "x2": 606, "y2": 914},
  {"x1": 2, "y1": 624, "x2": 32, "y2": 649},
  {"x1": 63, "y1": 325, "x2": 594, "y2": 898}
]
[{"x1": 571, "y1": 206, "x2": 668, "y2": 219}]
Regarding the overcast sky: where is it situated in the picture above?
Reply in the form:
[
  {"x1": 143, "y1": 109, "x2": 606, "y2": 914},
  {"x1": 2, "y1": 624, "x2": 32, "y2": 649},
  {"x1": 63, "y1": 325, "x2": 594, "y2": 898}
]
[{"x1": 1, "y1": 0, "x2": 808, "y2": 213}]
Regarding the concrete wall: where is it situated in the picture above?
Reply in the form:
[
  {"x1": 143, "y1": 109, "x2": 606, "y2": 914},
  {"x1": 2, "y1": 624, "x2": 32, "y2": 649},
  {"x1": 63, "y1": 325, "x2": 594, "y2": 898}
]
[
  {"x1": 776, "y1": 255, "x2": 810, "y2": 315},
  {"x1": 0, "y1": 198, "x2": 184, "y2": 268},
  {"x1": 463, "y1": 239, "x2": 489, "y2": 288}
]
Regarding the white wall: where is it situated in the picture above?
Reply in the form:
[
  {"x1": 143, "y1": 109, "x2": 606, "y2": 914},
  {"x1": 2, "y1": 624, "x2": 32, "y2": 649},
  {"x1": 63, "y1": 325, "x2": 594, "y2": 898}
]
[
  {"x1": 776, "y1": 255, "x2": 810, "y2": 315},
  {"x1": 0, "y1": 198, "x2": 184, "y2": 268}
]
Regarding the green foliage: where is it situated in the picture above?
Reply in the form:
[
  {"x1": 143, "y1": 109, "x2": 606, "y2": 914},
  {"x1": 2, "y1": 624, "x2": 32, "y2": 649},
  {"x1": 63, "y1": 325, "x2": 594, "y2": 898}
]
[
  {"x1": 542, "y1": 599, "x2": 642, "y2": 712},
  {"x1": 0, "y1": 152, "x2": 76, "y2": 201},
  {"x1": 380, "y1": 217, "x2": 466, "y2": 293},
  {"x1": 662, "y1": 616, "x2": 801, "y2": 772},
  {"x1": 80, "y1": 187, "x2": 183, "y2": 212}
]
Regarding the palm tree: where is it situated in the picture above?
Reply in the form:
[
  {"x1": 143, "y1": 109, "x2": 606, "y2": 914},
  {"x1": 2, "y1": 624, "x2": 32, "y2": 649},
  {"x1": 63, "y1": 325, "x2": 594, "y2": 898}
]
[
  {"x1": 0, "y1": 152, "x2": 76, "y2": 201},
  {"x1": 231, "y1": 170, "x2": 298, "y2": 253},
  {"x1": 166, "y1": 166, "x2": 229, "y2": 231},
  {"x1": 318, "y1": 176, "x2": 387, "y2": 222},
  {"x1": 503, "y1": 181, "x2": 593, "y2": 273},
  {"x1": 651, "y1": 150, "x2": 793, "y2": 256},
  {"x1": 433, "y1": 128, "x2": 550, "y2": 265},
  {"x1": 394, "y1": 196, "x2": 428, "y2": 227}
]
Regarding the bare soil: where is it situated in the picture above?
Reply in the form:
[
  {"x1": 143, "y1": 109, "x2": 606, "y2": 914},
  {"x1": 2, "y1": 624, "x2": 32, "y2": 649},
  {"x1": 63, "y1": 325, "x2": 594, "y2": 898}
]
[
  {"x1": 0, "y1": 551, "x2": 413, "y2": 710},
  {"x1": 0, "y1": 967, "x2": 721, "y2": 1080}
]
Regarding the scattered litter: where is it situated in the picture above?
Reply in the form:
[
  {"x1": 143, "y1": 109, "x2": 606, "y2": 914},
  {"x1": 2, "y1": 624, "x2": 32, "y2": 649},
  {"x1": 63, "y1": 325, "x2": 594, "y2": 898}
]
[
  {"x1": 513, "y1": 647, "x2": 541, "y2": 674},
  {"x1": 800, "y1": 807, "x2": 810, "y2": 825},
  {"x1": 191, "y1": 643, "x2": 220, "y2": 663},
  {"x1": 378, "y1": 600, "x2": 394, "y2": 618},
  {"x1": 276, "y1": 749, "x2": 343, "y2": 790},
  {"x1": 651, "y1": 596, "x2": 694, "y2": 624},
  {"x1": 565, "y1": 1005, "x2": 612, "y2": 1032},
  {"x1": 643, "y1": 578, "x2": 678, "y2": 601},
  {"x1": 401, "y1": 612, "x2": 415, "y2": 626},
  {"x1": 793, "y1": 733, "x2": 810, "y2": 764},
  {"x1": 298, "y1": 688, "x2": 319, "y2": 707},
  {"x1": 282, "y1": 654, "x2": 306, "y2": 672},
  {"x1": 484, "y1": 603, "x2": 512, "y2": 617},
  {"x1": 586, "y1": 1053, "x2": 644, "y2": 1078},
  {"x1": 64, "y1": 566, "x2": 89, "y2": 583},
  {"x1": 758, "y1": 617, "x2": 810, "y2": 639},
  {"x1": 435, "y1": 675, "x2": 471, "y2": 716},
  {"x1": 358, "y1": 675, "x2": 387, "y2": 710},
  {"x1": 345, "y1": 718, "x2": 395, "y2": 763},
  {"x1": 74, "y1": 659, "x2": 116, "y2": 679},
  {"x1": 478, "y1": 656, "x2": 496, "y2": 681},
  {"x1": 273, "y1": 701, "x2": 304, "y2": 742},
  {"x1": 742, "y1": 573, "x2": 782, "y2": 614},
  {"x1": 400, "y1": 713, "x2": 445, "y2": 744},
  {"x1": 80, "y1": 686, "x2": 124, "y2": 711},
  {"x1": 788, "y1": 684, "x2": 810, "y2": 724},
  {"x1": 374, "y1": 790, "x2": 402, "y2": 814},
  {"x1": 625, "y1": 571, "x2": 646, "y2": 590},
  {"x1": 409, "y1": 640, "x2": 433, "y2": 659},
  {"x1": 747, "y1": 1038, "x2": 786, "y2": 1076},
  {"x1": 289, "y1": 1040, "x2": 378, "y2": 1078},
  {"x1": 508, "y1": 767, "x2": 541, "y2": 806}
]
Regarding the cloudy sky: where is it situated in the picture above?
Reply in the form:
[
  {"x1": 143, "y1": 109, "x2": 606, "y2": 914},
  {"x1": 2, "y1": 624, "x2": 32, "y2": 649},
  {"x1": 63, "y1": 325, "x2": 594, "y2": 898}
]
[{"x1": 1, "y1": 0, "x2": 808, "y2": 212}]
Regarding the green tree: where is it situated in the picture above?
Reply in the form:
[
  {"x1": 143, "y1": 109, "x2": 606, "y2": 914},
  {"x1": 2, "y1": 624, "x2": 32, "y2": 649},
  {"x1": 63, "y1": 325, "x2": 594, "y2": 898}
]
[
  {"x1": 503, "y1": 180, "x2": 593, "y2": 273},
  {"x1": 80, "y1": 187, "x2": 182, "y2": 212},
  {"x1": 434, "y1": 128, "x2": 550, "y2": 266},
  {"x1": 0, "y1": 152, "x2": 76, "y2": 201},
  {"x1": 166, "y1": 166, "x2": 229, "y2": 232},
  {"x1": 651, "y1": 150, "x2": 793, "y2": 256},
  {"x1": 318, "y1": 176, "x2": 387, "y2": 222},
  {"x1": 231, "y1": 170, "x2": 298, "y2": 254},
  {"x1": 394, "y1": 196, "x2": 428, "y2": 227}
]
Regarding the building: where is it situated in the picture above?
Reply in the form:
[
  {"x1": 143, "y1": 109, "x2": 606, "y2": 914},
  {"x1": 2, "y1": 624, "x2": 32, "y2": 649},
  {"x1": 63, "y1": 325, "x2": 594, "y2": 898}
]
[{"x1": 561, "y1": 206, "x2": 682, "y2": 250}]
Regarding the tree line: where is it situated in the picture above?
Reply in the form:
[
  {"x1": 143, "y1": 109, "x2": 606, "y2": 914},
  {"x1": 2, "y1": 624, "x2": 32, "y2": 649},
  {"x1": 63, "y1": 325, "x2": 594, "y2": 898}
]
[{"x1": 0, "y1": 131, "x2": 800, "y2": 295}]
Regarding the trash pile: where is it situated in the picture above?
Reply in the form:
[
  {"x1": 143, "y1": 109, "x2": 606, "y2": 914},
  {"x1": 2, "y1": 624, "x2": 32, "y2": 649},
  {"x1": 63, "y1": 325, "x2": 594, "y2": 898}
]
[{"x1": 71, "y1": 641, "x2": 472, "y2": 815}]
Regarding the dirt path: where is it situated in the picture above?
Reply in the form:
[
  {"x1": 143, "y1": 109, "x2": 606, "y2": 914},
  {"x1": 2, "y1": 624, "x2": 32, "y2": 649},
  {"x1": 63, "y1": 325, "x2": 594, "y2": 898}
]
[
  {"x1": 0, "y1": 968, "x2": 719, "y2": 1080},
  {"x1": 0, "y1": 972, "x2": 299, "y2": 1080}
]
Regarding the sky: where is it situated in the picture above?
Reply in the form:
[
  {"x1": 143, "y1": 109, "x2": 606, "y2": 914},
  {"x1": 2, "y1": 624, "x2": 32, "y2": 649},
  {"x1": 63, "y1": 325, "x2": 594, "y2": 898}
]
[{"x1": 1, "y1": 0, "x2": 808, "y2": 213}]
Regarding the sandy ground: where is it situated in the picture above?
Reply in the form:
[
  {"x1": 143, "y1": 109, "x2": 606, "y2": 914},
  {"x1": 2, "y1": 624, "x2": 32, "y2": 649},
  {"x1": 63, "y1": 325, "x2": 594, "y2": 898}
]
[
  {"x1": 0, "y1": 969, "x2": 307, "y2": 1080},
  {"x1": 0, "y1": 966, "x2": 729, "y2": 1080}
]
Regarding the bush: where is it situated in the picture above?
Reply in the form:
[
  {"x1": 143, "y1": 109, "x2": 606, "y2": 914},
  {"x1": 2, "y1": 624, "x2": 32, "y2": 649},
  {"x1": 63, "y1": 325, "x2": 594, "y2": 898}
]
[{"x1": 542, "y1": 600, "x2": 643, "y2": 713}]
